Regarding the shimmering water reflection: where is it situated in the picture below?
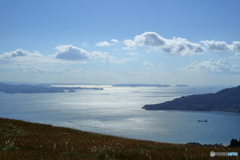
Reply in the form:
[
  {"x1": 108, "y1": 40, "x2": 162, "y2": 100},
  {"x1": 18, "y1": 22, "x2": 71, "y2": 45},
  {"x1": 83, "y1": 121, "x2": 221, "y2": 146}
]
[{"x1": 0, "y1": 86, "x2": 239, "y2": 145}]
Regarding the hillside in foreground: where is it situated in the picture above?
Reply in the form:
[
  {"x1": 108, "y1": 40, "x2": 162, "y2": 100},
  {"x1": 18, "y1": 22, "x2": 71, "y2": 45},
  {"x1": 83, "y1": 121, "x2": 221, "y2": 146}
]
[
  {"x1": 1, "y1": 118, "x2": 239, "y2": 159},
  {"x1": 143, "y1": 85, "x2": 240, "y2": 114}
]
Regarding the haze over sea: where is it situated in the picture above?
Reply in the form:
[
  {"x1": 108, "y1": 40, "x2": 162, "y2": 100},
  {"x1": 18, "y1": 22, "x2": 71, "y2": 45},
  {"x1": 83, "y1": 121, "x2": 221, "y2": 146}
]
[{"x1": 1, "y1": 85, "x2": 239, "y2": 145}]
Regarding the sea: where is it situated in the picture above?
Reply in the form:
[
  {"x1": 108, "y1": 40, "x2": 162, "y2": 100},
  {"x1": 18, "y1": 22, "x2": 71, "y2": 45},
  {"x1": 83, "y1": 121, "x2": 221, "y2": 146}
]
[{"x1": 0, "y1": 85, "x2": 239, "y2": 145}]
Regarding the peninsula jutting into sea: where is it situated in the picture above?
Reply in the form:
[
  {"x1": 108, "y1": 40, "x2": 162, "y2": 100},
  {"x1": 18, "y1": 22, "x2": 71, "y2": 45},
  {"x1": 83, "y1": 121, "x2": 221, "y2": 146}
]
[
  {"x1": 142, "y1": 85, "x2": 240, "y2": 114},
  {"x1": 0, "y1": 83, "x2": 103, "y2": 94}
]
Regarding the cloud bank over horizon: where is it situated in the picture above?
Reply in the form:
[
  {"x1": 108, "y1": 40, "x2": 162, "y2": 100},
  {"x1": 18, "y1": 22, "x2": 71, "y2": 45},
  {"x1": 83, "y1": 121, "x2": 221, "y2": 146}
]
[
  {"x1": 1, "y1": 0, "x2": 240, "y2": 85},
  {"x1": 124, "y1": 32, "x2": 240, "y2": 56},
  {"x1": 1, "y1": 31, "x2": 240, "y2": 85},
  {"x1": 178, "y1": 58, "x2": 240, "y2": 74},
  {"x1": 2, "y1": 32, "x2": 239, "y2": 60}
]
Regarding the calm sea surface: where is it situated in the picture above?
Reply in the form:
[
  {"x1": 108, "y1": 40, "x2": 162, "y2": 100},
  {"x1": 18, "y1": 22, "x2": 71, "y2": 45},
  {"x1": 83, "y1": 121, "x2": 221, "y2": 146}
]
[{"x1": 0, "y1": 85, "x2": 239, "y2": 145}]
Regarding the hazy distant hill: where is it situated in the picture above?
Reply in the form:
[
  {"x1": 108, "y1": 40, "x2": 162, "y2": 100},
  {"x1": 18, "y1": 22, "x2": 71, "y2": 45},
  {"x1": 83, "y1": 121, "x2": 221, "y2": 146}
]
[
  {"x1": 142, "y1": 85, "x2": 240, "y2": 114},
  {"x1": 113, "y1": 84, "x2": 171, "y2": 87},
  {"x1": 113, "y1": 84, "x2": 189, "y2": 87},
  {"x1": 174, "y1": 85, "x2": 189, "y2": 87},
  {"x1": 0, "y1": 83, "x2": 103, "y2": 94}
]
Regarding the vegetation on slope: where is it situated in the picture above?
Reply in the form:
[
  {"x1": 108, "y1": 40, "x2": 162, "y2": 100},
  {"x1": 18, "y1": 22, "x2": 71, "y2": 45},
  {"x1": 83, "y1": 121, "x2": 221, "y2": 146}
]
[{"x1": 0, "y1": 118, "x2": 239, "y2": 160}]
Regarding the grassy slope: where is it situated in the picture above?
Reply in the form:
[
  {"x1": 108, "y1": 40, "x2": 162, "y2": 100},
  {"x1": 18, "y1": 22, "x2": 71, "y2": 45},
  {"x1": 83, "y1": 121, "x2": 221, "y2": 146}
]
[{"x1": 0, "y1": 118, "x2": 239, "y2": 160}]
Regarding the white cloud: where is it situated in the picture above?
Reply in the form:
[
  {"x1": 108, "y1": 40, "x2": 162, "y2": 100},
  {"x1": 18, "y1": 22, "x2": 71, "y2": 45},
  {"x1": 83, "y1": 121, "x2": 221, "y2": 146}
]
[
  {"x1": 126, "y1": 52, "x2": 139, "y2": 55},
  {"x1": 110, "y1": 39, "x2": 119, "y2": 43},
  {"x1": 95, "y1": 41, "x2": 111, "y2": 47},
  {"x1": 0, "y1": 49, "x2": 43, "y2": 59},
  {"x1": 143, "y1": 61, "x2": 154, "y2": 66},
  {"x1": 201, "y1": 40, "x2": 232, "y2": 52},
  {"x1": 95, "y1": 39, "x2": 119, "y2": 47},
  {"x1": 234, "y1": 52, "x2": 240, "y2": 58},
  {"x1": 123, "y1": 32, "x2": 240, "y2": 56},
  {"x1": 54, "y1": 45, "x2": 135, "y2": 63},
  {"x1": 178, "y1": 58, "x2": 240, "y2": 74},
  {"x1": 63, "y1": 68, "x2": 87, "y2": 74},
  {"x1": 233, "y1": 41, "x2": 240, "y2": 51},
  {"x1": 124, "y1": 32, "x2": 205, "y2": 55},
  {"x1": 158, "y1": 63, "x2": 164, "y2": 66},
  {"x1": 27, "y1": 67, "x2": 59, "y2": 74},
  {"x1": 124, "y1": 32, "x2": 166, "y2": 48},
  {"x1": 123, "y1": 69, "x2": 169, "y2": 76},
  {"x1": 123, "y1": 70, "x2": 142, "y2": 75},
  {"x1": 24, "y1": 67, "x2": 87, "y2": 74},
  {"x1": 0, "y1": 50, "x2": 76, "y2": 75},
  {"x1": 54, "y1": 45, "x2": 120, "y2": 63},
  {"x1": 162, "y1": 37, "x2": 204, "y2": 55},
  {"x1": 55, "y1": 45, "x2": 93, "y2": 61},
  {"x1": 94, "y1": 70, "x2": 114, "y2": 74},
  {"x1": 82, "y1": 43, "x2": 89, "y2": 47},
  {"x1": 145, "y1": 67, "x2": 157, "y2": 72},
  {"x1": 108, "y1": 57, "x2": 136, "y2": 63},
  {"x1": 1, "y1": 46, "x2": 136, "y2": 65},
  {"x1": 0, "y1": 54, "x2": 88, "y2": 75},
  {"x1": 91, "y1": 51, "x2": 111, "y2": 60},
  {"x1": 157, "y1": 63, "x2": 164, "y2": 68}
]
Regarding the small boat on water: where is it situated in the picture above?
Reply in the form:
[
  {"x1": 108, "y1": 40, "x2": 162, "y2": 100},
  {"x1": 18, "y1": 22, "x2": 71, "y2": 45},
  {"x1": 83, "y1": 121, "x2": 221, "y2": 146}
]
[{"x1": 198, "y1": 120, "x2": 207, "y2": 122}]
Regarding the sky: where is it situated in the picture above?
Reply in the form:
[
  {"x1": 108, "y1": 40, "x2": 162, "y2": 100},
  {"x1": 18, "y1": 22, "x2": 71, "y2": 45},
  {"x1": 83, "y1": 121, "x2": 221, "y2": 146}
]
[{"x1": 1, "y1": 0, "x2": 240, "y2": 86}]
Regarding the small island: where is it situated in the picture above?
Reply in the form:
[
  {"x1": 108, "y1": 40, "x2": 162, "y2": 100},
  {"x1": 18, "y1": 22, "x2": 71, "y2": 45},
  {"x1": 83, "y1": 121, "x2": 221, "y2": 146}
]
[
  {"x1": 0, "y1": 83, "x2": 103, "y2": 94},
  {"x1": 142, "y1": 85, "x2": 240, "y2": 114}
]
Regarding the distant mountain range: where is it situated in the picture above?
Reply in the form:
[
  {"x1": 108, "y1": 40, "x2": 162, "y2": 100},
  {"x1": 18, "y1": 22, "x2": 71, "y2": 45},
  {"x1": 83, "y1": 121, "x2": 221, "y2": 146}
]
[
  {"x1": 142, "y1": 85, "x2": 240, "y2": 114},
  {"x1": 0, "y1": 83, "x2": 103, "y2": 94}
]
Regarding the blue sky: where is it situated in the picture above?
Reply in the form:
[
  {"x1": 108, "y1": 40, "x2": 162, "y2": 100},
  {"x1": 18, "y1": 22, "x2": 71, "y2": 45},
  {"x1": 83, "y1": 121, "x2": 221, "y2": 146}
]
[{"x1": 1, "y1": 0, "x2": 240, "y2": 85}]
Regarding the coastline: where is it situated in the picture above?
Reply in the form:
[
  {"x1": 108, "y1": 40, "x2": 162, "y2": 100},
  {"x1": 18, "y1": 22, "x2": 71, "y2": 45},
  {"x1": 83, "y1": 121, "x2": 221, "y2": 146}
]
[
  {"x1": 142, "y1": 85, "x2": 240, "y2": 114},
  {"x1": 1, "y1": 85, "x2": 239, "y2": 149},
  {"x1": 143, "y1": 108, "x2": 240, "y2": 115}
]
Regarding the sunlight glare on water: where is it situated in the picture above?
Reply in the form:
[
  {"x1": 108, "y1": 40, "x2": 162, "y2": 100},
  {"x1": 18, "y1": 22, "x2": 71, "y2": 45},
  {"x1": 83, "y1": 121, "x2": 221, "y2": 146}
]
[{"x1": 0, "y1": 85, "x2": 239, "y2": 145}]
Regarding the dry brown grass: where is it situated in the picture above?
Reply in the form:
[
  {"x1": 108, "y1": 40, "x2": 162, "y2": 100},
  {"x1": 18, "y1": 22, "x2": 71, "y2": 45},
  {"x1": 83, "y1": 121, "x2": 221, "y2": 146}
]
[{"x1": 0, "y1": 117, "x2": 239, "y2": 160}]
